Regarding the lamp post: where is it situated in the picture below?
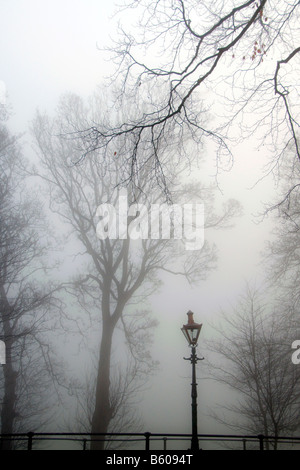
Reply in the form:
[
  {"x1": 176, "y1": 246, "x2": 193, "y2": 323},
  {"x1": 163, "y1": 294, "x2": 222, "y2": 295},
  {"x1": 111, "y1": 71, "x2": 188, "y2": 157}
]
[{"x1": 181, "y1": 310, "x2": 203, "y2": 451}]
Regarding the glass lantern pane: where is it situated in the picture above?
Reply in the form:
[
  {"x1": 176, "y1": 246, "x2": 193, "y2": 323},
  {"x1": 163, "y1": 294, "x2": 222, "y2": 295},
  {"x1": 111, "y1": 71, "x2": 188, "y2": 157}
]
[
  {"x1": 181, "y1": 327, "x2": 191, "y2": 344},
  {"x1": 190, "y1": 328, "x2": 197, "y2": 339}
]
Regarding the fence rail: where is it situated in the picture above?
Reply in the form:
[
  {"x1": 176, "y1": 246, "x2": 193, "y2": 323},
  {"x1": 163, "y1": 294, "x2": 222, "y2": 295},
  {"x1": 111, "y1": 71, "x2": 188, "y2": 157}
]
[{"x1": 1, "y1": 432, "x2": 300, "y2": 450}]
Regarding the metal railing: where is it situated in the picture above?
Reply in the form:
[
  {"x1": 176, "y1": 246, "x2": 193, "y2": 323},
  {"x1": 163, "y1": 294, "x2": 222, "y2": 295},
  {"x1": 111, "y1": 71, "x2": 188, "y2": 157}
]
[{"x1": 1, "y1": 431, "x2": 300, "y2": 450}]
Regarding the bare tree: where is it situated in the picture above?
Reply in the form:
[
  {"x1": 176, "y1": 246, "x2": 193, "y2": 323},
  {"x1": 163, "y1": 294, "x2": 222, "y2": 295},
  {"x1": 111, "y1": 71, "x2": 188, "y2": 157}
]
[
  {"x1": 207, "y1": 285, "x2": 300, "y2": 449},
  {"x1": 68, "y1": 0, "x2": 300, "y2": 204},
  {"x1": 67, "y1": 345, "x2": 149, "y2": 450},
  {"x1": 261, "y1": 144, "x2": 300, "y2": 309},
  {"x1": 0, "y1": 121, "x2": 60, "y2": 449},
  {"x1": 32, "y1": 92, "x2": 240, "y2": 449}
]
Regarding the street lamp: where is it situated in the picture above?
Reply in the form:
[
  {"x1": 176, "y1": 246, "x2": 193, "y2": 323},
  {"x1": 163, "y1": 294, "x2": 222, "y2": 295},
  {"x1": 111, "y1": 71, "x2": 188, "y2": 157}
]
[{"x1": 181, "y1": 310, "x2": 203, "y2": 451}]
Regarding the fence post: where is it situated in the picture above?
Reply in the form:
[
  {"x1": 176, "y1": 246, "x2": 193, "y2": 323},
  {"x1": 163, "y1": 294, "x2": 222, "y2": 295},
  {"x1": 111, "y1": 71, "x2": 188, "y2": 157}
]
[
  {"x1": 27, "y1": 432, "x2": 34, "y2": 450},
  {"x1": 83, "y1": 438, "x2": 87, "y2": 450},
  {"x1": 258, "y1": 434, "x2": 264, "y2": 451},
  {"x1": 163, "y1": 437, "x2": 167, "y2": 450},
  {"x1": 243, "y1": 439, "x2": 246, "y2": 450},
  {"x1": 144, "y1": 432, "x2": 151, "y2": 451}
]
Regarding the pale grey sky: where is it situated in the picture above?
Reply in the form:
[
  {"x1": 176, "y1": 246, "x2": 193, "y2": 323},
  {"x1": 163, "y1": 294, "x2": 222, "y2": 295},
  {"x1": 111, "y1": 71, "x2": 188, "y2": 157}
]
[{"x1": 1, "y1": 0, "x2": 117, "y2": 132}]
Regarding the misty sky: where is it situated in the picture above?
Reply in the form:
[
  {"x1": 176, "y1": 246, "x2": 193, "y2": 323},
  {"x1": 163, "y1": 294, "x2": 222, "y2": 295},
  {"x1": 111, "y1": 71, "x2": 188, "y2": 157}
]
[
  {"x1": 1, "y1": 0, "x2": 116, "y2": 131},
  {"x1": 1, "y1": 0, "x2": 279, "y2": 444}
]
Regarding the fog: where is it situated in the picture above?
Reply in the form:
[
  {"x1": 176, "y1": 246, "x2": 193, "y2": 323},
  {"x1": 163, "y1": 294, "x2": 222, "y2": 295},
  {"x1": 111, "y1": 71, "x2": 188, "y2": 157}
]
[{"x1": 1, "y1": 0, "x2": 294, "y2": 451}]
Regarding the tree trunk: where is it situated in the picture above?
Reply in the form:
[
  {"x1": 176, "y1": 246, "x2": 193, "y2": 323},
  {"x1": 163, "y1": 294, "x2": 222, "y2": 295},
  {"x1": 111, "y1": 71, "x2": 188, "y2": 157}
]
[
  {"x1": 0, "y1": 329, "x2": 17, "y2": 450},
  {"x1": 0, "y1": 356, "x2": 17, "y2": 450},
  {"x1": 90, "y1": 316, "x2": 114, "y2": 450},
  {"x1": 0, "y1": 288, "x2": 17, "y2": 450}
]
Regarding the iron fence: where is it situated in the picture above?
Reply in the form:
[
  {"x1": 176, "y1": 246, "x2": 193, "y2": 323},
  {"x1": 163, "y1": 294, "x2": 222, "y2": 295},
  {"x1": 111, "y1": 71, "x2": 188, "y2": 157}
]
[{"x1": 1, "y1": 431, "x2": 300, "y2": 450}]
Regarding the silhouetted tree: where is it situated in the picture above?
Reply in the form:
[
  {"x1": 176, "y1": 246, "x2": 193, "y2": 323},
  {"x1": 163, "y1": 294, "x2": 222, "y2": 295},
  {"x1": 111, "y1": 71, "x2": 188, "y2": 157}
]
[
  {"x1": 0, "y1": 120, "x2": 59, "y2": 449},
  {"x1": 73, "y1": 0, "x2": 300, "y2": 205},
  {"x1": 208, "y1": 285, "x2": 300, "y2": 449},
  {"x1": 263, "y1": 145, "x2": 300, "y2": 308},
  {"x1": 32, "y1": 92, "x2": 240, "y2": 449}
]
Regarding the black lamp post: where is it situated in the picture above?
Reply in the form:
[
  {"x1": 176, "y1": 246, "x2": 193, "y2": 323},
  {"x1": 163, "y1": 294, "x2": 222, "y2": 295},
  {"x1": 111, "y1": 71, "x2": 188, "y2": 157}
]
[{"x1": 181, "y1": 310, "x2": 203, "y2": 451}]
